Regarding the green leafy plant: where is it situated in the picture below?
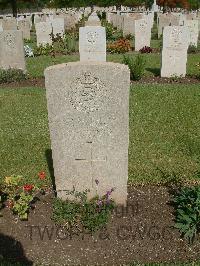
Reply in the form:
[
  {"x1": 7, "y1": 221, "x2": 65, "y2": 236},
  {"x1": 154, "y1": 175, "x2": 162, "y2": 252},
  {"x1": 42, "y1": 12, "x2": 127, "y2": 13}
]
[
  {"x1": 169, "y1": 74, "x2": 183, "y2": 82},
  {"x1": 0, "y1": 69, "x2": 27, "y2": 84},
  {"x1": 188, "y1": 45, "x2": 198, "y2": 54},
  {"x1": 173, "y1": 186, "x2": 200, "y2": 243},
  {"x1": 34, "y1": 32, "x2": 79, "y2": 56},
  {"x1": 64, "y1": 32, "x2": 79, "y2": 54},
  {"x1": 33, "y1": 43, "x2": 54, "y2": 56},
  {"x1": 0, "y1": 174, "x2": 46, "y2": 220},
  {"x1": 123, "y1": 54, "x2": 146, "y2": 81},
  {"x1": 52, "y1": 184, "x2": 115, "y2": 232},
  {"x1": 102, "y1": 21, "x2": 123, "y2": 41},
  {"x1": 12, "y1": 191, "x2": 34, "y2": 220},
  {"x1": 196, "y1": 62, "x2": 200, "y2": 80}
]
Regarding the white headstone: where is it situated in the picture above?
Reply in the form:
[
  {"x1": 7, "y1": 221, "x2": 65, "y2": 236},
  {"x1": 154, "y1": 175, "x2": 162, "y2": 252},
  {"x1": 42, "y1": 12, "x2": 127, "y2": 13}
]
[
  {"x1": 135, "y1": 19, "x2": 151, "y2": 51},
  {"x1": 151, "y1": 0, "x2": 159, "y2": 12},
  {"x1": 2, "y1": 18, "x2": 17, "y2": 30},
  {"x1": 186, "y1": 20, "x2": 199, "y2": 47},
  {"x1": 44, "y1": 61, "x2": 130, "y2": 205},
  {"x1": 35, "y1": 21, "x2": 52, "y2": 46},
  {"x1": 0, "y1": 30, "x2": 26, "y2": 71},
  {"x1": 18, "y1": 19, "x2": 31, "y2": 40},
  {"x1": 79, "y1": 26, "x2": 106, "y2": 62},
  {"x1": 161, "y1": 26, "x2": 188, "y2": 77},
  {"x1": 51, "y1": 18, "x2": 65, "y2": 38}
]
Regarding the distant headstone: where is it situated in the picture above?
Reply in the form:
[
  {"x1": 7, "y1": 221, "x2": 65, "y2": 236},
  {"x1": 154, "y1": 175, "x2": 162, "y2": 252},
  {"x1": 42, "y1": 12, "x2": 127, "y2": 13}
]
[
  {"x1": 186, "y1": 19, "x2": 199, "y2": 47},
  {"x1": 161, "y1": 26, "x2": 188, "y2": 77},
  {"x1": 115, "y1": 14, "x2": 124, "y2": 30},
  {"x1": 51, "y1": 18, "x2": 65, "y2": 38},
  {"x1": 0, "y1": 30, "x2": 26, "y2": 71},
  {"x1": 2, "y1": 18, "x2": 17, "y2": 30},
  {"x1": 85, "y1": 13, "x2": 101, "y2": 26},
  {"x1": 123, "y1": 17, "x2": 135, "y2": 36},
  {"x1": 135, "y1": 19, "x2": 151, "y2": 51},
  {"x1": 0, "y1": 20, "x2": 3, "y2": 32},
  {"x1": 79, "y1": 26, "x2": 106, "y2": 62},
  {"x1": 35, "y1": 21, "x2": 52, "y2": 46},
  {"x1": 55, "y1": 14, "x2": 76, "y2": 30},
  {"x1": 18, "y1": 20, "x2": 31, "y2": 40},
  {"x1": 151, "y1": 0, "x2": 159, "y2": 12},
  {"x1": 158, "y1": 14, "x2": 179, "y2": 38},
  {"x1": 45, "y1": 61, "x2": 130, "y2": 205}
]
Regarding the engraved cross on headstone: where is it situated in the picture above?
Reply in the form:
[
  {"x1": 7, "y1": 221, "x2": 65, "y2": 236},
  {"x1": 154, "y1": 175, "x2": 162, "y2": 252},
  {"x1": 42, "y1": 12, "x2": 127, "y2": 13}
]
[{"x1": 75, "y1": 141, "x2": 107, "y2": 187}]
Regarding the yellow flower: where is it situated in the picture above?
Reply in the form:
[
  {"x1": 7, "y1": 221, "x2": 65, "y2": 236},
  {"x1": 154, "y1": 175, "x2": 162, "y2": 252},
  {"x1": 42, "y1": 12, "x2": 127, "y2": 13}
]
[{"x1": 5, "y1": 176, "x2": 12, "y2": 185}]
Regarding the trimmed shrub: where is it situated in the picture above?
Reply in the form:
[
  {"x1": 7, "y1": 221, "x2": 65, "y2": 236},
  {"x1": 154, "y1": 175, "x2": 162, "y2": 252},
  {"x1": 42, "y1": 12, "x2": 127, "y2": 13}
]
[
  {"x1": 123, "y1": 54, "x2": 146, "y2": 81},
  {"x1": 0, "y1": 69, "x2": 27, "y2": 84}
]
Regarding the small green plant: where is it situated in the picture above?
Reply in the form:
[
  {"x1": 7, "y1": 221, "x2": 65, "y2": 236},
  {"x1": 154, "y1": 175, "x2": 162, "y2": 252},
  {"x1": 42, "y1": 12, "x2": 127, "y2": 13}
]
[
  {"x1": 102, "y1": 21, "x2": 123, "y2": 41},
  {"x1": 34, "y1": 43, "x2": 54, "y2": 56},
  {"x1": 188, "y1": 45, "x2": 198, "y2": 54},
  {"x1": 169, "y1": 74, "x2": 183, "y2": 82},
  {"x1": 64, "y1": 33, "x2": 79, "y2": 54},
  {"x1": 173, "y1": 186, "x2": 200, "y2": 243},
  {"x1": 52, "y1": 183, "x2": 115, "y2": 232},
  {"x1": 123, "y1": 54, "x2": 146, "y2": 81},
  {"x1": 0, "y1": 68, "x2": 27, "y2": 84},
  {"x1": 0, "y1": 174, "x2": 46, "y2": 220},
  {"x1": 12, "y1": 190, "x2": 34, "y2": 220},
  {"x1": 34, "y1": 32, "x2": 79, "y2": 56},
  {"x1": 196, "y1": 62, "x2": 200, "y2": 80}
]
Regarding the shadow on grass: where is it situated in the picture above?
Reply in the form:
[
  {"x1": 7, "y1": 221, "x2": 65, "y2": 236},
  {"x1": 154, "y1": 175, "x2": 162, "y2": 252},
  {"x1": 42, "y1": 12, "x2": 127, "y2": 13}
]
[
  {"x1": 146, "y1": 67, "x2": 160, "y2": 77},
  {"x1": 45, "y1": 149, "x2": 56, "y2": 195},
  {"x1": 0, "y1": 233, "x2": 33, "y2": 265}
]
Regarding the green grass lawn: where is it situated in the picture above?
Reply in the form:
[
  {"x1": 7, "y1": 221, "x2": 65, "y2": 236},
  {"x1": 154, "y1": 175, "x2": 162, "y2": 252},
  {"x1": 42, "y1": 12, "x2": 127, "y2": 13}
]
[
  {"x1": 1, "y1": 84, "x2": 200, "y2": 186},
  {"x1": 26, "y1": 52, "x2": 200, "y2": 78}
]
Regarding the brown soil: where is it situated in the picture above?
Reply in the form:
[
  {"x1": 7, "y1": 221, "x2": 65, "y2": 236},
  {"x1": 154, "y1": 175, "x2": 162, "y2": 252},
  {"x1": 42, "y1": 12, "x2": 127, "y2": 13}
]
[
  {"x1": 1, "y1": 185, "x2": 200, "y2": 265},
  {"x1": 132, "y1": 76, "x2": 200, "y2": 85},
  {"x1": 0, "y1": 76, "x2": 199, "y2": 89},
  {"x1": 0, "y1": 78, "x2": 45, "y2": 88}
]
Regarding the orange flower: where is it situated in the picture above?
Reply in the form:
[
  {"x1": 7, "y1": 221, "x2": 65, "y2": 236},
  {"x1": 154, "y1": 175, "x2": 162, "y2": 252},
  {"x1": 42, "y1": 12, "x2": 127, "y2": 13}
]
[{"x1": 38, "y1": 171, "x2": 46, "y2": 180}]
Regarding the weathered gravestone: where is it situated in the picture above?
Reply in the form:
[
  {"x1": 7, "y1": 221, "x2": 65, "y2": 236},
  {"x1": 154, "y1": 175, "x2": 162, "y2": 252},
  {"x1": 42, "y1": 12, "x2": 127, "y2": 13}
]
[
  {"x1": 157, "y1": 14, "x2": 179, "y2": 38},
  {"x1": 123, "y1": 13, "x2": 143, "y2": 37},
  {"x1": 85, "y1": 13, "x2": 101, "y2": 26},
  {"x1": 123, "y1": 16, "x2": 135, "y2": 37},
  {"x1": 18, "y1": 20, "x2": 31, "y2": 40},
  {"x1": 161, "y1": 26, "x2": 188, "y2": 77},
  {"x1": 0, "y1": 20, "x2": 3, "y2": 32},
  {"x1": 79, "y1": 26, "x2": 106, "y2": 62},
  {"x1": 35, "y1": 21, "x2": 52, "y2": 46},
  {"x1": 2, "y1": 18, "x2": 17, "y2": 30},
  {"x1": 0, "y1": 30, "x2": 26, "y2": 71},
  {"x1": 151, "y1": 0, "x2": 159, "y2": 12},
  {"x1": 51, "y1": 18, "x2": 65, "y2": 38},
  {"x1": 135, "y1": 19, "x2": 151, "y2": 51},
  {"x1": 55, "y1": 14, "x2": 76, "y2": 31},
  {"x1": 115, "y1": 15, "x2": 124, "y2": 30},
  {"x1": 45, "y1": 62, "x2": 130, "y2": 205},
  {"x1": 186, "y1": 19, "x2": 199, "y2": 47}
]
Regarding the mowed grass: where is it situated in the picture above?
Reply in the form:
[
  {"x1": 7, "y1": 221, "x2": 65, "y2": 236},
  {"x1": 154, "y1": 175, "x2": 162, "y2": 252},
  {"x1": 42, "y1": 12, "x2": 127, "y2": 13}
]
[
  {"x1": 26, "y1": 52, "x2": 200, "y2": 78},
  {"x1": 0, "y1": 84, "x2": 200, "y2": 186},
  {"x1": 0, "y1": 87, "x2": 51, "y2": 185}
]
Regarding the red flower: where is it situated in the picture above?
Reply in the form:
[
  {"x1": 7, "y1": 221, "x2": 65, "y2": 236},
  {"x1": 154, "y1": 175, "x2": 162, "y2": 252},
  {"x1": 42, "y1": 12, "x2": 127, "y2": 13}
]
[
  {"x1": 23, "y1": 184, "x2": 34, "y2": 192},
  {"x1": 38, "y1": 171, "x2": 46, "y2": 180}
]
